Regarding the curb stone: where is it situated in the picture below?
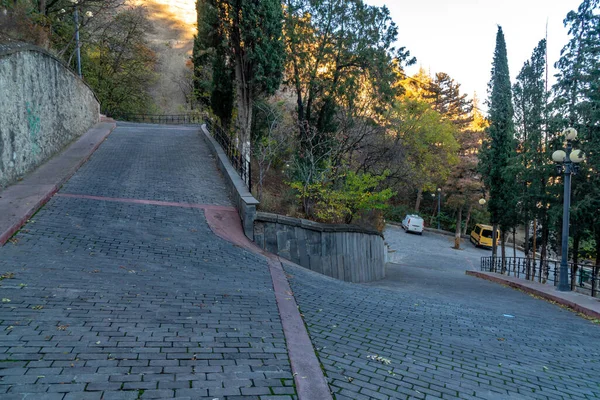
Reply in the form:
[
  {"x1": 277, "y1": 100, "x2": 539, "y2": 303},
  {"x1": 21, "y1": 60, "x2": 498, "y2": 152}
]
[
  {"x1": 466, "y1": 270, "x2": 600, "y2": 320},
  {"x1": 0, "y1": 121, "x2": 116, "y2": 245}
]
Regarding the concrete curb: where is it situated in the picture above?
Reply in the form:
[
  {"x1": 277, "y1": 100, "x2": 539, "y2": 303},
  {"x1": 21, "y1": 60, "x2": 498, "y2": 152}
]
[
  {"x1": 466, "y1": 271, "x2": 600, "y2": 320},
  {"x1": 203, "y1": 207, "x2": 333, "y2": 400},
  {"x1": 0, "y1": 121, "x2": 116, "y2": 245},
  {"x1": 199, "y1": 124, "x2": 258, "y2": 240}
]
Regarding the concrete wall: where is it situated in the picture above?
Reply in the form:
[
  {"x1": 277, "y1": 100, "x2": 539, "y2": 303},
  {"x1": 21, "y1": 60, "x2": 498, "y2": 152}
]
[
  {"x1": 254, "y1": 212, "x2": 386, "y2": 283},
  {"x1": 200, "y1": 125, "x2": 258, "y2": 239},
  {"x1": 0, "y1": 43, "x2": 99, "y2": 188},
  {"x1": 200, "y1": 122, "x2": 386, "y2": 283}
]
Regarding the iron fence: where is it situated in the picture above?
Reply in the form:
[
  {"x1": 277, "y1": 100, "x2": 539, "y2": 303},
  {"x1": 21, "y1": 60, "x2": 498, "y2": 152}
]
[
  {"x1": 111, "y1": 114, "x2": 204, "y2": 125},
  {"x1": 481, "y1": 256, "x2": 599, "y2": 297},
  {"x1": 204, "y1": 119, "x2": 252, "y2": 192}
]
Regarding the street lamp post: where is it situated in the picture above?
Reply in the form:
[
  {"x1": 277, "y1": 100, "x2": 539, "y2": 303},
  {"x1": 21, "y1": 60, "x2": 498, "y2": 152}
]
[
  {"x1": 71, "y1": 0, "x2": 82, "y2": 78},
  {"x1": 437, "y1": 188, "x2": 442, "y2": 230},
  {"x1": 552, "y1": 127, "x2": 585, "y2": 292}
]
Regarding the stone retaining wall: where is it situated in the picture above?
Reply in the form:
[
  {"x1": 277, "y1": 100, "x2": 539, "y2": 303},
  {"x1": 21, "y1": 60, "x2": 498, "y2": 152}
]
[
  {"x1": 0, "y1": 42, "x2": 99, "y2": 188},
  {"x1": 254, "y1": 212, "x2": 386, "y2": 283}
]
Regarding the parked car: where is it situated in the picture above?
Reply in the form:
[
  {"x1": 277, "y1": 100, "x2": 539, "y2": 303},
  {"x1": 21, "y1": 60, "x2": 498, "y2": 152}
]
[
  {"x1": 401, "y1": 214, "x2": 424, "y2": 235},
  {"x1": 470, "y1": 224, "x2": 500, "y2": 248}
]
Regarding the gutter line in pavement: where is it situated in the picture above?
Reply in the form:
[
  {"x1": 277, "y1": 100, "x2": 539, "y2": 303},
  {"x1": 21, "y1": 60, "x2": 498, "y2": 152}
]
[{"x1": 203, "y1": 207, "x2": 333, "y2": 400}]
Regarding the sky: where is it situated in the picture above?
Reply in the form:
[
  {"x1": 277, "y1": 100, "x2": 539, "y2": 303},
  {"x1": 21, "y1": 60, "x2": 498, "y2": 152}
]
[{"x1": 365, "y1": 0, "x2": 582, "y2": 109}]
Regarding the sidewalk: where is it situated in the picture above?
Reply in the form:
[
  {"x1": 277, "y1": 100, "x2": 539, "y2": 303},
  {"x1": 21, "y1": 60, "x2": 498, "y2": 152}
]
[
  {"x1": 467, "y1": 270, "x2": 600, "y2": 320},
  {"x1": 0, "y1": 120, "x2": 116, "y2": 245}
]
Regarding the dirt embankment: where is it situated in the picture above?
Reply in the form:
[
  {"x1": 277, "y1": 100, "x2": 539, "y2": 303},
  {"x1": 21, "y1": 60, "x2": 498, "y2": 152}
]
[{"x1": 137, "y1": 0, "x2": 197, "y2": 113}]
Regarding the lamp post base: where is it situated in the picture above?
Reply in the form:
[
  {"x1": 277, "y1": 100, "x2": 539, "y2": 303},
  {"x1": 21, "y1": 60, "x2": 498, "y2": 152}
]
[{"x1": 556, "y1": 284, "x2": 571, "y2": 292}]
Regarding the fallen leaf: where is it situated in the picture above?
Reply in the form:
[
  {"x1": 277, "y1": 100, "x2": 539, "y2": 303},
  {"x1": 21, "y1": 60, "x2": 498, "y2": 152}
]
[{"x1": 0, "y1": 272, "x2": 15, "y2": 280}]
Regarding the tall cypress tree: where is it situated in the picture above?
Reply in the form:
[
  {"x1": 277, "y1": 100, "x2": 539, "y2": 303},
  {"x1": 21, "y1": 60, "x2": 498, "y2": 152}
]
[
  {"x1": 192, "y1": 0, "x2": 235, "y2": 127},
  {"x1": 479, "y1": 26, "x2": 515, "y2": 260},
  {"x1": 551, "y1": 0, "x2": 600, "y2": 284},
  {"x1": 194, "y1": 0, "x2": 285, "y2": 186},
  {"x1": 512, "y1": 39, "x2": 549, "y2": 258}
]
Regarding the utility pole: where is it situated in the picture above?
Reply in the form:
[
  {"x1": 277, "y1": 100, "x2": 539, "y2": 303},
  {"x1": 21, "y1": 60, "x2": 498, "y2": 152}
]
[{"x1": 74, "y1": 6, "x2": 82, "y2": 77}]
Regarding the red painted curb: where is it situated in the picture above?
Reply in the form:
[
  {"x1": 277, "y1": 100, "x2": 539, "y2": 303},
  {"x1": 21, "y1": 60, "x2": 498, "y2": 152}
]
[
  {"x1": 0, "y1": 185, "x2": 59, "y2": 245},
  {"x1": 0, "y1": 122, "x2": 116, "y2": 245},
  {"x1": 204, "y1": 207, "x2": 333, "y2": 400},
  {"x1": 466, "y1": 271, "x2": 600, "y2": 320}
]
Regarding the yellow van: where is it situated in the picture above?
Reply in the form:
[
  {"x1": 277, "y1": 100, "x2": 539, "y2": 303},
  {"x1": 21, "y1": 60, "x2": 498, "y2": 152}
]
[{"x1": 470, "y1": 224, "x2": 500, "y2": 248}]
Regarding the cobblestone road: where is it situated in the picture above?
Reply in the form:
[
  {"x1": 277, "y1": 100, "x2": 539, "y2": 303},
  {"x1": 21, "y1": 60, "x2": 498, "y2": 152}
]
[
  {"x1": 3, "y1": 122, "x2": 600, "y2": 400},
  {"x1": 285, "y1": 224, "x2": 600, "y2": 399},
  {"x1": 0, "y1": 124, "x2": 296, "y2": 400}
]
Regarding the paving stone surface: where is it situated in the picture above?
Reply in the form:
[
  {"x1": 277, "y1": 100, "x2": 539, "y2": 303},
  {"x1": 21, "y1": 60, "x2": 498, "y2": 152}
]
[
  {"x1": 60, "y1": 123, "x2": 231, "y2": 206},
  {"x1": 285, "y1": 254, "x2": 600, "y2": 400},
  {"x1": 0, "y1": 123, "x2": 296, "y2": 400}
]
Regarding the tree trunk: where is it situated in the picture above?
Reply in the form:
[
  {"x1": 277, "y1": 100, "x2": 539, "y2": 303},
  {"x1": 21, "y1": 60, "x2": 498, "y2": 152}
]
[
  {"x1": 556, "y1": 223, "x2": 562, "y2": 258},
  {"x1": 594, "y1": 229, "x2": 600, "y2": 297},
  {"x1": 571, "y1": 233, "x2": 580, "y2": 290},
  {"x1": 524, "y1": 219, "x2": 530, "y2": 257},
  {"x1": 257, "y1": 165, "x2": 265, "y2": 202},
  {"x1": 540, "y1": 220, "x2": 549, "y2": 283},
  {"x1": 233, "y1": 51, "x2": 253, "y2": 188},
  {"x1": 501, "y1": 230, "x2": 506, "y2": 274},
  {"x1": 531, "y1": 219, "x2": 537, "y2": 280},
  {"x1": 492, "y1": 224, "x2": 498, "y2": 258},
  {"x1": 462, "y1": 205, "x2": 472, "y2": 236},
  {"x1": 454, "y1": 207, "x2": 462, "y2": 250},
  {"x1": 414, "y1": 188, "x2": 423, "y2": 213},
  {"x1": 513, "y1": 227, "x2": 516, "y2": 259}
]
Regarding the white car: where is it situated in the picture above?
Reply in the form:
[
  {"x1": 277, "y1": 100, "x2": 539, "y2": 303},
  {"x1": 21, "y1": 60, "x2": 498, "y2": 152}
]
[{"x1": 401, "y1": 214, "x2": 424, "y2": 235}]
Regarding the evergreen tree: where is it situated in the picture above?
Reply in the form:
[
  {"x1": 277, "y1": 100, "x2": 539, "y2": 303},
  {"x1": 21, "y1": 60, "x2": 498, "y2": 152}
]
[
  {"x1": 551, "y1": 0, "x2": 600, "y2": 283},
  {"x1": 479, "y1": 26, "x2": 516, "y2": 260},
  {"x1": 195, "y1": 0, "x2": 285, "y2": 186},
  {"x1": 511, "y1": 39, "x2": 549, "y2": 258},
  {"x1": 422, "y1": 72, "x2": 479, "y2": 247},
  {"x1": 425, "y1": 72, "x2": 473, "y2": 130},
  {"x1": 192, "y1": 0, "x2": 235, "y2": 127}
]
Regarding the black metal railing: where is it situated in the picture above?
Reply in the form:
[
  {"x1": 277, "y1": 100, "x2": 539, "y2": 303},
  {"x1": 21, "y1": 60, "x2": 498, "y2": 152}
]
[
  {"x1": 481, "y1": 256, "x2": 599, "y2": 297},
  {"x1": 110, "y1": 113, "x2": 204, "y2": 125},
  {"x1": 204, "y1": 119, "x2": 252, "y2": 192}
]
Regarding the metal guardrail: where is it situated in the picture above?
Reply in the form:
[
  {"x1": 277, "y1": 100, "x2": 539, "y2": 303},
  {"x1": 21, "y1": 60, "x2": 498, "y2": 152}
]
[
  {"x1": 111, "y1": 114, "x2": 203, "y2": 125},
  {"x1": 204, "y1": 119, "x2": 252, "y2": 192},
  {"x1": 481, "y1": 256, "x2": 599, "y2": 297}
]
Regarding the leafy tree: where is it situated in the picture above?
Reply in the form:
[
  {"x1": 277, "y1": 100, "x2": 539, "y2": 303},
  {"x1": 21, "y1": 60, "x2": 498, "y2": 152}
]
[
  {"x1": 444, "y1": 104, "x2": 486, "y2": 249},
  {"x1": 83, "y1": 6, "x2": 157, "y2": 116},
  {"x1": 283, "y1": 0, "x2": 414, "y2": 173},
  {"x1": 252, "y1": 100, "x2": 293, "y2": 202},
  {"x1": 290, "y1": 170, "x2": 395, "y2": 224},
  {"x1": 418, "y1": 71, "x2": 481, "y2": 248},
  {"x1": 392, "y1": 98, "x2": 459, "y2": 212},
  {"x1": 479, "y1": 26, "x2": 516, "y2": 262},
  {"x1": 1, "y1": 0, "x2": 125, "y2": 61}
]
